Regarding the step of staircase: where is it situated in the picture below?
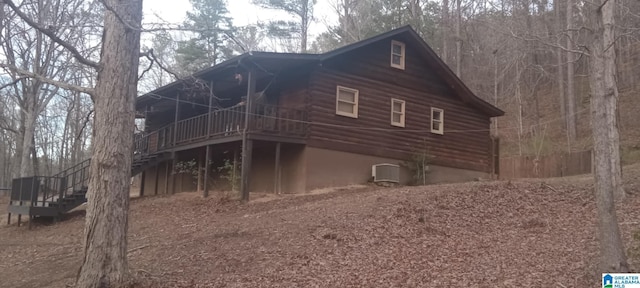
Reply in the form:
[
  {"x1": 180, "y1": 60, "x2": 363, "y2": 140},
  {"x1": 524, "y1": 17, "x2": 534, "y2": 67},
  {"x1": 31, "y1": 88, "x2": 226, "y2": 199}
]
[{"x1": 7, "y1": 152, "x2": 171, "y2": 223}]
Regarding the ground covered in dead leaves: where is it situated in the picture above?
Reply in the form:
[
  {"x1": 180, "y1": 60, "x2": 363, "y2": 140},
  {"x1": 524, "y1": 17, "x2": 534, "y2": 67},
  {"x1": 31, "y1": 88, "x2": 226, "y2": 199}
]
[{"x1": 2, "y1": 165, "x2": 640, "y2": 288}]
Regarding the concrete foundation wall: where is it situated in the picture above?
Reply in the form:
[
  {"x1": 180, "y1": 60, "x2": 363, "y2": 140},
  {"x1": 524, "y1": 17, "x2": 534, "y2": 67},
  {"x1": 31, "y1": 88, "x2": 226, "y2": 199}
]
[
  {"x1": 304, "y1": 147, "x2": 411, "y2": 190},
  {"x1": 250, "y1": 145, "x2": 276, "y2": 193},
  {"x1": 250, "y1": 143, "x2": 307, "y2": 194},
  {"x1": 304, "y1": 147, "x2": 487, "y2": 191},
  {"x1": 138, "y1": 145, "x2": 487, "y2": 197},
  {"x1": 425, "y1": 164, "x2": 488, "y2": 184},
  {"x1": 141, "y1": 161, "x2": 172, "y2": 196}
]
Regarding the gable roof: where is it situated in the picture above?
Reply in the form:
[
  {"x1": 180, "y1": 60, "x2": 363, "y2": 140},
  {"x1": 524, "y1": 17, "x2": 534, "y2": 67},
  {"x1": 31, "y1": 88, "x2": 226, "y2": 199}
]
[
  {"x1": 137, "y1": 26, "x2": 504, "y2": 117},
  {"x1": 318, "y1": 25, "x2": 504, "y2": 117}
]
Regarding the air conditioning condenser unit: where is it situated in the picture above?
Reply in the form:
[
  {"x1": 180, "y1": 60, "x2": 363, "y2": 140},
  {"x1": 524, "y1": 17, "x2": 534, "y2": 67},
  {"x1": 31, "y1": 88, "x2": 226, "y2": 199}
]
[{"x1": 371, "y1": 163, "x2": 400, "y2": 183}]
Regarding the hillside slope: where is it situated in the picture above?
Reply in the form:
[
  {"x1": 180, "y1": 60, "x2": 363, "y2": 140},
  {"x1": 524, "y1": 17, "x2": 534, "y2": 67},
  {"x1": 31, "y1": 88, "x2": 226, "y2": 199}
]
[{"x1": 1, "y1": 165, "x2": 640, "y2": 287}]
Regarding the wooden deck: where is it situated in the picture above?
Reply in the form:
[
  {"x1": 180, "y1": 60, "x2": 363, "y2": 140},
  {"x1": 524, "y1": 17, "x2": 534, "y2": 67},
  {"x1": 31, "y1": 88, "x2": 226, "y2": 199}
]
[{"x1": 137, "y1": 103, "x2": 308, "y2": 155}]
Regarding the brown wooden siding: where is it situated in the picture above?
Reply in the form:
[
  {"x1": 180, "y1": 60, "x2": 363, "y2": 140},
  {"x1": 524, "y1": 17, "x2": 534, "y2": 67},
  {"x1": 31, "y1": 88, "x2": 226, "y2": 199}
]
[
  {"x1": 308, "y1": 48, "x2": 492, "y2": 172},
  {"x1": 323, "y1": 37, "x2": 454, "y2": 97},
  {"x1": 278, "y1": 79, "x2": 308, "y2": 110}
]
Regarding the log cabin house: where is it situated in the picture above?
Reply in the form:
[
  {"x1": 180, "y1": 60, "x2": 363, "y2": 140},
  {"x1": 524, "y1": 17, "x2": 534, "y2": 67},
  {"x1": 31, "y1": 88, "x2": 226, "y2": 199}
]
[
  {"x1": 134, "y1": 25, "x2": 505, "y2": 200},
  {"x1": 6, "y1": 25, "x2": 504, "y2": 225}
]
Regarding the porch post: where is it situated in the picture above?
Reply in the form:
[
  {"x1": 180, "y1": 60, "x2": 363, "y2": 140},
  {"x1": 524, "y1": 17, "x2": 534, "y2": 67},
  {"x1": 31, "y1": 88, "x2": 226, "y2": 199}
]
[
  {"x1": 169, "y1": 158, "x2": 177, "y2": 194},
  {"x1": 139, "y1": 171, "x2": 145, "y2": 197},
  {"x1": 206, "y1": 81, "x2": 213, "y2": 139},
  {"x1": 169, "y1": 94, "x2": 180, "y2": 194},
  {"x1": 240, "y1": 66, "x2": 256, "y2": 202},
  {"x1": 154, "y1": 163, "x2": 159, "y2": 195},
  {"x1": 173, "y1": 94, "x2": 180, "y2": 146},
  {"x1": 203, "y1": 145, "x2": 211, "y2": 198},
  {"x1": 164, "y1": 161, "x2": 170, "y2": 195},
  {"x1": 274, "y1": 142, "x2": 281, "y2": 194}
]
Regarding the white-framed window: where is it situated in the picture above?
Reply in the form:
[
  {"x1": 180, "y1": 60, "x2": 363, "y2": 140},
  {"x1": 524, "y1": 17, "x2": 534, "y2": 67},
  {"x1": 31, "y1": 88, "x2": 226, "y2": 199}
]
[
  {"x1": 431, "y1": 107, "x2": 444, "y2": 134},
  {"x1": 390, "y1": 98, "x2": 405, "y2": 127},
  {"x1": 336, "y1": 86, "x2": 359, "y2": 118},
  {"x1": 390, "y1": 40, "x2": 406, "y2": 70}
]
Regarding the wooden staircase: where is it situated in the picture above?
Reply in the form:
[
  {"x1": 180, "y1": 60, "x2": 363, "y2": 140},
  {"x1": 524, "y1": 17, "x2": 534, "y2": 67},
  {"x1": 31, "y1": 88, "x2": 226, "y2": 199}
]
[{"x1": 6, "y1": 132, "x2": 171, "y2": 227}]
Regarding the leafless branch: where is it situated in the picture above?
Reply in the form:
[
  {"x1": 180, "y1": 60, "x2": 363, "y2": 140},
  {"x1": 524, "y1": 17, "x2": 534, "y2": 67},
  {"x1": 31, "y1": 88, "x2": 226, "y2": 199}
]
[
  {"x1": 597, "y1": 0, "x2": 612, "y2": 12},
  {"x1": 138, "y1": 49, "x2": 154, "y2": 81},
  {"x1": 3, "y1": 0, "x2": 100, "y2": 69},
  {"x1": 0, "y1": 76, "x2": 26, "y2": 91},
  {"x1": 0, "y1": 121, "x2": 18, "y2": 134},
  {"x1": 76, "y1": 109, "x2": 94, "y2": 140},
  {"x1": 147, "y1": 49, "x2": 182, "y2": 81},
  {"x1": 507, "y1": 30, "x2": 590, "y2": 57},
  {"x1": 0, "y1": 63, "x2": 95, "y2": 95}
]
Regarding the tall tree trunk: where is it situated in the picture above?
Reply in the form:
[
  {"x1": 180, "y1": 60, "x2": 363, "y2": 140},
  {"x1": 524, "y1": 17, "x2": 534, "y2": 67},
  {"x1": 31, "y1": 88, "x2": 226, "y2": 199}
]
[
  {"x1": 565, "y1": 0, "x2": 577, "y2": 148},
  {"x1": 455, "y1": 0, "x2": 462, "y2": 77},
  {"x1": 19, "y1": 106, "x2": 37, "y2": 177},
  {"x1": 31, "y1": 134, "x2": 39, "y2": 175},
  {"x1": 554, "y1": 0, "x2": 566, "y2": 150},
  {"x1": 71, "y1": 93, "x2": 82, "y2": 166},
  {"x1": 13, "y1": 111, "x2": 25, "y2": 179},
  {"x1": 75, "y1": 0, "x2": 143, "y2": 286},
  {"x1": 588, "y1": 0, "x2": 629, "y2": 273},
  {"x1": 493, "y1": 52, "x2": 498, "y2": 136},
  {"x1": 300, "y1": 0, "x2": 309, "y2": 53},
  {"x1": 59, "y1": 102, "x2": 72, "y2": 172},
  {"x1": 515, "y1": 61, "x2": 523, "y2": 155},
  {"x1": 441, "y1": 0, "x2": 449, "y2": 62}
]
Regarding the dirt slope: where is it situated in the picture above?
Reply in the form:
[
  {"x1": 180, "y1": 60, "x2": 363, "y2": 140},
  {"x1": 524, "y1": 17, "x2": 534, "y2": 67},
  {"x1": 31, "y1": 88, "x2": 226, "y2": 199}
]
[{"x1": 1, "y1": 165, "x2": 640, "y2": 288}]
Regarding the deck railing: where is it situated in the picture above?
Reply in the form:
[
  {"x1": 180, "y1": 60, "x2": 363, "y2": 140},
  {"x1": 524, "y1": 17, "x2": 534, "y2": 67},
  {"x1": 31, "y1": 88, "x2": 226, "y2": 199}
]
[
  {"x1": 140, "y1": 103, "x2": 307, "y2": 153},
  {"x1": 9, "y1": 159, "x2": 90, "y2": 207}
]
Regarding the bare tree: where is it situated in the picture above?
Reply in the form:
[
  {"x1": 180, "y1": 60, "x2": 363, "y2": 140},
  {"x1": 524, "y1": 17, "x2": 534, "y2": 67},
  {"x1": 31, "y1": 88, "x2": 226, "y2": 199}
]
[
  {"x1": 565, "y1": 0, "x2": 577, "y2": 148},
  {"x1": 252, "y1": 0, "x2": 316, "y2": 52},
  {"x1": 3, "y1": 0, "x2": 143, "y2": 286},
  {"x1": 0, "y1": 0, "x2": 99, "y2": 177},
  {"x1": 75, "y1": 0, "x2": 143, "y2": 285},
  {"x1": 587, "y1": 0, "x2": 629, "y2": 273}
]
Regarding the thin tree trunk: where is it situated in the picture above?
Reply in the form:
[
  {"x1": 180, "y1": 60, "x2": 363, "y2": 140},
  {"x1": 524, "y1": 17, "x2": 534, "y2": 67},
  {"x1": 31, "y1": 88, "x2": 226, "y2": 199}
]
[
  {"x1": 516, "y1": 61, "x2": 523, "y2": 156},
  {"x1": 493, "y1": 52, "x2": 499, "y2": 136},
  {"x1": 566, "y1": 0, "x2": 577, "y2": 147},
  {"x1": 455, "y1": 0, "x2": 462, "y2": 77},
  {"x1": 75, "y1": 0, "x2": 143, "y2": 286},
  {"x1": 71, "y1": 93, "x2": 82, "y2": 166},
  {"x1": 554, "y1": 0, "x2": 566, "y2": 137},
  {"x1": 301, "y1": 0, "x2": 308, "y2": 53},
  {"x1": 441, "y1": 0, "x2": 449, "y2": 62},
  {"x1": 588, "y1": 0, "x2": 628, "y2": 273},
  {"x1": 31, "y1": 134, "x2": 39, "y2": 176},
  {"x1": 59, "y1": 99, "x2": 74, "y2": 172}
]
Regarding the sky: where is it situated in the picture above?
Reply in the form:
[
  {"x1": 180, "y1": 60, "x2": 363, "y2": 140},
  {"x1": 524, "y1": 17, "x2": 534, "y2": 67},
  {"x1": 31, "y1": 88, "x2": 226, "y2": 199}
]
[{"x1": 142, "y1": 0, "x2": 337, "y2": 41}]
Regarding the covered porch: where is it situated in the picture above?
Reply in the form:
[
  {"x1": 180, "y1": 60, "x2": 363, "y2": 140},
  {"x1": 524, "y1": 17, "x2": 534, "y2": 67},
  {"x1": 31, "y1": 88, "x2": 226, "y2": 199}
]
[{"x1": 134, "y1": 53, "x2": 315, "y2": 201}]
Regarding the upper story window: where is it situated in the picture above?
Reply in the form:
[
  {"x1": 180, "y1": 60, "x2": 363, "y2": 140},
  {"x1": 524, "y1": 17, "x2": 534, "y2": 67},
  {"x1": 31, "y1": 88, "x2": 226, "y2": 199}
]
[
  {"x1": 431, "y1": 107, "x2": 444, "y2": 134},
  {"x1": 391, "y1": 98, "x2": 405, "y2": 127},
  {"x1": 336, "y1": 86, "x2": 359, "y2": 118},
  {"x1": 391, "y1": 40, "x2": 406, "y2": 70}
]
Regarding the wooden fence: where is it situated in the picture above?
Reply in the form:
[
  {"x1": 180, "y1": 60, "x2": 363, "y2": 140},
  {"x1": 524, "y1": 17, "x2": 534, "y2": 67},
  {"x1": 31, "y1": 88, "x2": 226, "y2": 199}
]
[{"x1": 499, "y1": 150, "x2": 592, "y2": 179}]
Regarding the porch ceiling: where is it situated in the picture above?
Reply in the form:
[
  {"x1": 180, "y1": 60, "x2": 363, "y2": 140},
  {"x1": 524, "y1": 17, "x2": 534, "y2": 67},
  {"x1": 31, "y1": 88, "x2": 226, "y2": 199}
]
[{"x1": 135, "y1": 52, "x2": 319, "y2": 115}]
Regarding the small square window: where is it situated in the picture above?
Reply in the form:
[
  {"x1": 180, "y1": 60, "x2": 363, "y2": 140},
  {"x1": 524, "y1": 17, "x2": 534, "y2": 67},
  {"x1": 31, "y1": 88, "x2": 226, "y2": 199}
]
[
  {"x1": 336, "y1": 86, "x2": 359, "y2": 118},
  {"x1": 431, "y1": 108, "x2": 444, "y2": 134},
  {"x1": 391, "y1": 99, "x2": 405, "y2": 127},
  {"x1": 391, "y1": 40, "x2": 405, "y2": 70}
]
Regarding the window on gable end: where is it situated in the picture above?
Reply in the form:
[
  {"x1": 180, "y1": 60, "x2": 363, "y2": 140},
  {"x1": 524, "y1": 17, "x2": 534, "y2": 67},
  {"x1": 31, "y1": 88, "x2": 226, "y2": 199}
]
[
  {"x1": 431, "y1": 107, "x2": 444, "y2": 134},
  {"x1": 391, "y1": 98, "x2": 405, "y2": 127},
  {"x1": 391, "y1": 40, "x2": 406, "y2": 70},
  {"x1": 336, "y1": 86, "x2": 359, "y2": 118}
]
